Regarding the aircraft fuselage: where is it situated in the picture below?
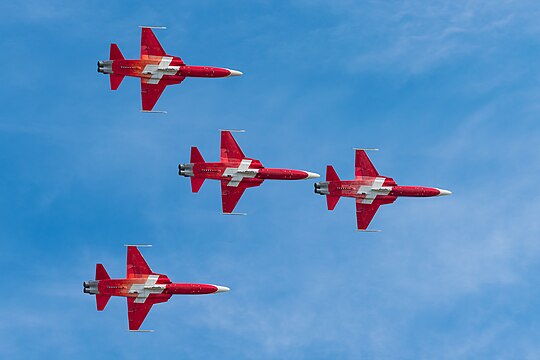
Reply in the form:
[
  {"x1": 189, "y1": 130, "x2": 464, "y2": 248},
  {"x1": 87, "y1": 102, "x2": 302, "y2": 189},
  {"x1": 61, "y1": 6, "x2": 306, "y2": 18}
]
[
  {"x1": 180, "y1": 160, "x2": 319, "y2": 183},
  {"x1": 84, "y1": 278, "x2": 228, "y2": 298},
  {"x1": 98, "y1": 58, "x2": 240, "y2": 80},
  {"x1": 315, "y1": 176, "x2": 451, "y2": 200}
]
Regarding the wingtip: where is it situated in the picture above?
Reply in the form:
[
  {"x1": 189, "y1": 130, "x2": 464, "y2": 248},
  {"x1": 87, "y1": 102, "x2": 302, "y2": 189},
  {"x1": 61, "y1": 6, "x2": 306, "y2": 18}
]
[
  {"x1": 139, "y1": 25, "x2": 167, "y2": 30},
  {"x1": 219, "y1": 129, "x2": 246, "y2": 133},
  {"x1": 353, "y1": 148, "x2": 379, "y2": 151}
]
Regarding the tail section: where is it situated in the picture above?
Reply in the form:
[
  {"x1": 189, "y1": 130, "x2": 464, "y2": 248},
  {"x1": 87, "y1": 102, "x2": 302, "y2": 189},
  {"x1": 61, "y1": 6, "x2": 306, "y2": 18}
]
[
  {"x1": 95, "y1": 264, "x2": 110, "y2": 281},
  {"x1": 109, "y1": 44, "x2": 125, "y2": 90},
  {"x1": 110, "y1": 74, "x2": 124, "y2": 90},
  {"x1": 110, "y1": 44, "x2": 124, "y2": 60},
  {"x1": 326, "y1": 165, "x2": 340, "y2": 182},
  {"x1": 191, "y1": 177, "x2": 205, "y2": 193},
  {"x1": 95, "y1": 264, "x2": 111, "y2": 311},
  {"x1": 326, "y1": 195, "x2": 340, "y2": 210},
  {"x1": 190, "y1": 147, "x2": 205, "y2": 163},
  {"x1": 96, "y1": 294, "x2": 111, "y2": 311},
  {"x1": 189, "y1": 147, "x2": 206, "y2": 192}
]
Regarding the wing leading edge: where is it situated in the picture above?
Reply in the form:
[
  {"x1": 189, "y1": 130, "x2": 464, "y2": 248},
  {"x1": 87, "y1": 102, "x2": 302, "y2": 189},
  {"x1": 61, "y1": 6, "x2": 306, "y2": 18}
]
[
  {"x1": 355, "y1": 197, "x2": 396, "y2": 230},
  {"x1": 220, "y1": 131, "x2": 246, "y2": 162},
  {"x1": 355, "y1": 149, "x2": 379, "y2": 178},
  {"x1": 220, "y1": 179, "x2": 263, "y2": 213},
  {"x1": 127, "y1": 295, "x2": 171, "y2": 331},
  {"x1": 141, "y1": 78, "x2": 184, "y2": 111}
]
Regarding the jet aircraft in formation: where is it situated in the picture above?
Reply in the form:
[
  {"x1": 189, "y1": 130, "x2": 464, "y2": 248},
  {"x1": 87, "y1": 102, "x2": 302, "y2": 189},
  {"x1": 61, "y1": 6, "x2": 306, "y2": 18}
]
[
  {"x1": 83, "y1": 246, "x2": 229, "y2": 331},
  {"x1": 314, "y1": 149, "x2": 451, "y2": 231},
  {"x1": 88, "y1": 27, "x2": 453, "y2": 331},
  {"x1": 97, "y1": 26, "x2": 243, "y2": 112},
  {"x1": 179, "y1": 130, "x2": 320, "y2": 214}
]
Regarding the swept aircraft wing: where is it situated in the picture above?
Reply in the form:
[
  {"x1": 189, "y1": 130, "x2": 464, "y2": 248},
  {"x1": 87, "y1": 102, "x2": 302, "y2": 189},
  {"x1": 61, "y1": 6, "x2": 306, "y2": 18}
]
[
  {"x1": 127, "y1": 246, "x2": 154, "y2": 278},
  {"x1": 139, "y1": 27, "x2": 185, "y2": 111},
  {"x1": 355, "y1": 149, "x2": 379, "y2": 178},
  {"x1": 127, "y1": 295, "x2": 171, "y2": 331},
  {"x1": 220, "y1": 179, "x2": 263, "y2": 213},
  {"x1": 139, "y1": 78, "x2": 182, "y2": 111},
  {"x1": 141, "y1": 27, "x2": 167, "y2": 58},
  {"x1": 220, "y1": 131, "x2": 246, "y2": 162},
  {"x1": 355, "y1": 197, "x2": 396, "y2": 230},
  {"x1": 125, "y1": 246, "x2": 172, "y2": 330}
]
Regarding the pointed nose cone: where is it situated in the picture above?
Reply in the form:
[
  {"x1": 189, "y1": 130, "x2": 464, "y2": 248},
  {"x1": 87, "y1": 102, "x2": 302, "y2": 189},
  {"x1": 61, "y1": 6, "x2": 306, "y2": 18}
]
[
  {"x1": 215, "y1": 285, "x2": 230, "y2": 293},
  {"x1": 436, "y1": 188, "x2": 452, "y2": 196},
  {"x1": 227, "y1": 69, "x2": 243, "y2": 77},
  {"x1": 304, "y1": 171, "x2": 320, "y2": 180}
]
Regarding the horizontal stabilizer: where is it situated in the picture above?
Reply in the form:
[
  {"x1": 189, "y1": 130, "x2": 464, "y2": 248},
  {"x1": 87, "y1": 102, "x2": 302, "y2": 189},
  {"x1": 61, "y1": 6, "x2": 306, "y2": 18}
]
[
  {"x1": 326, "y1": 195, "x2": 341, "y2": 210},
  {"x1": 191, "y1": 177, "x2": 205, "y2": 193},
  {"x1": 326, "y1": 165, "x2": 340, "y2": 182},
  {"x1": 95, "y1": 264, "x2": 110, "y2": 281},
  {"x1": 190, "y1": 147, "x2": 205, "y2": 163},
  {"x1": 110, "y1": 74, "x2": 124, "y2": 90},
  {"x1": 96, "y1": 294, "x2": 111, "y2": 311},
  {"x1": 110, "y1": 43, "x2": 124, "y2": 60}
]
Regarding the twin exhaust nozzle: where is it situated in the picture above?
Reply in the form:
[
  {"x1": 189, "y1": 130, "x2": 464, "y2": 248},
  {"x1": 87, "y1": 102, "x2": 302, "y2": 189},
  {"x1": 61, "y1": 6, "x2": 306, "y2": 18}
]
[
  {"x1": 97, "y1": 60, "x2": 113, "y2": 74},
  {"x1": 178, "y1": 163, "x2": 194, "y2": 177}
]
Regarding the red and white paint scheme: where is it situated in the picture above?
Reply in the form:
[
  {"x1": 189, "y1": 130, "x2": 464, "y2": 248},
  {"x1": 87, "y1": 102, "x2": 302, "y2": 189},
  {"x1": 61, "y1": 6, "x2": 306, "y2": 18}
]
[
  {"x1": 314, "y1": 149, "x2": 452, "y2": 231},
  {"x1": 83, "y1": 246, "x2": 229, "y2": 331},
  {"x1": 179, "y1": 130, "x2": 320, "y2": 214},
  {"x1": 97, "y1": 27, "x2": 243, "y2": 112}
]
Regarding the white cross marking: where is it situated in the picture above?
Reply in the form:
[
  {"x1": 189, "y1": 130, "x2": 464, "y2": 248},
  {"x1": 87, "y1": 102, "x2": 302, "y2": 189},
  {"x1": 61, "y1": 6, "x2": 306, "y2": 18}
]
[
  {"x1": 357, "y1": 177, "x2": 392, "y2": 204},
  {"x1": 142, "y1": 57, "x2": 180, "y2": 85},
  {"x1": 222, "y1": 159, "x2": 259, "y2": 187},
  {"x1": 128, "y1": 275, "x2": 166, "y2": 303}
]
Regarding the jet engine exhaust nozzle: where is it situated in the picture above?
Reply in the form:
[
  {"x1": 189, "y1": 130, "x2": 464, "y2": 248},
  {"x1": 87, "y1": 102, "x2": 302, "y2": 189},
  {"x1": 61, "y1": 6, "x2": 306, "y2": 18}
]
[
  {"x1": 178, "y1": 163, "x2": 194, "y2": 177},
  {"x1": 97, "y1": 60, "x2": 113, "y2": 74},
  {"x1": 314, "y1": 182, "x2": 329, "y2": 195},
  {"x1": 83, "y1": 280, "x2": 99, "y2": 295}
]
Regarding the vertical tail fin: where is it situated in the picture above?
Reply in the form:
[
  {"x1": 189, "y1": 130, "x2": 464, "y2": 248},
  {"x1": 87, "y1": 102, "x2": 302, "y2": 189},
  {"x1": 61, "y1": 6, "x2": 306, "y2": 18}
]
[
  {"x1": 95, "y1": 264, "x2": 110, "y2": 281},
  {"x1": 110, "y1": 44, "x2": 124, "y2": 60},
  {"x1": 190, "y1": 147, "x2": 205, "y2": 163},
  {"x1": 96, "y1": 294, "x2": 111, "y2": 311},
  {"x1": 326, "y1": 165, "x2": 340, "y2": 182},
  {"x1": 326, "y1": 195, "x2": 341, "y2": 210}
]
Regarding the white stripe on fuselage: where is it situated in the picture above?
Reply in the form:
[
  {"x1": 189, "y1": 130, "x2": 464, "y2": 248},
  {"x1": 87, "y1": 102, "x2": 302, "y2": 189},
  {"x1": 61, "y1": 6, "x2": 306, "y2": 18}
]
[
  {"x1": 142, "y1": 57, "x2": 180, "y2": 85},
  {"x1": 357, "y1": 177, "x2": 392, "y2": 204},
  {"x1": 128, "y1": 275, "x2": 166, "y2": 303},
  {"x1": 223, "y1": 159, "x2": 259, "y2": 187}
]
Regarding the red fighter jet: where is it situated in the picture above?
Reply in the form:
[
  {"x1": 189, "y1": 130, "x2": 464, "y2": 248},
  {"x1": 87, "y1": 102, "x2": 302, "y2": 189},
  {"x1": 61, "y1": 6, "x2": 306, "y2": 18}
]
[
  {"x1": 314, "y1": 149, "x2": 452, "y2": 231},
  {"x1": 97, "y1": 26, "x2": 243, "y2": 112},
  {"x1": 83, "y1": 245, "x2": 230, "y2": 331},
  {"x1": 178, "y1": 130, "x2": 320, "y2": 214}
]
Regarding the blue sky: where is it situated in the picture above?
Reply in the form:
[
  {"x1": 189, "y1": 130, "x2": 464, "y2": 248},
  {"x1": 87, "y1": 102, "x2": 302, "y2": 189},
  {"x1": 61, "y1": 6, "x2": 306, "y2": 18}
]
[{"x1": 2, "y1": 0, "x2": 540, "y2": 358}]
